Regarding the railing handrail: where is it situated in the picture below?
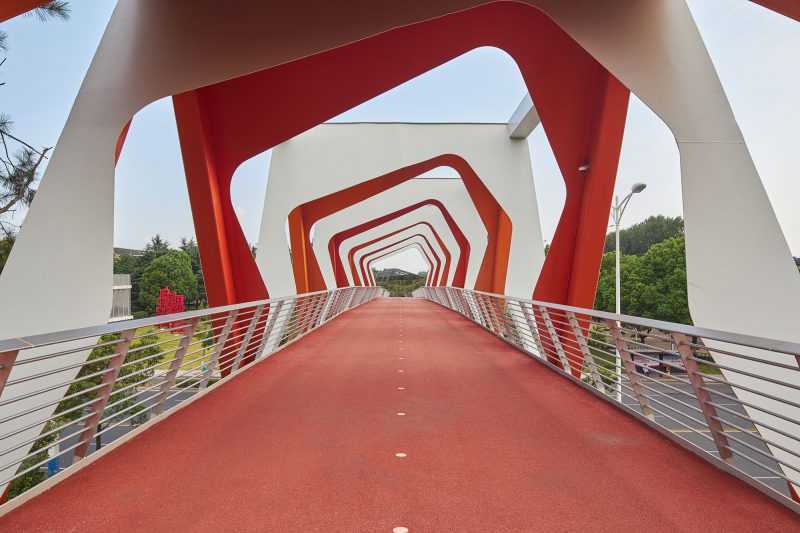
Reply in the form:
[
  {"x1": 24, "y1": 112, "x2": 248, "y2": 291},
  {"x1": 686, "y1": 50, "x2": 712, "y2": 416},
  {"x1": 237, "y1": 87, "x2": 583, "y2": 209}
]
[
  {"x1": 421, "y1": 286, "x2": 800, "y2": 514},
  {"x1": 466, "y1": 288, "x2": 800, "y2": 357},
  {"x1": 0, "y1": 286, "x2": 384, "y2": 505},
  {"x1": 0, "y1": 289, "x2": 338, "y2": 353}
]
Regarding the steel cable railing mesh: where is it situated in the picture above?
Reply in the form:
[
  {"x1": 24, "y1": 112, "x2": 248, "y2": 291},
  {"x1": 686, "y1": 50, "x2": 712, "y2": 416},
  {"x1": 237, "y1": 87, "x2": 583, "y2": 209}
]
[
  {"x1": 423, "y1": 287, "x2": 800, "y2": 512},
  {"x1": 0, "y1": 286, "x2": 380, "y2": 502}
]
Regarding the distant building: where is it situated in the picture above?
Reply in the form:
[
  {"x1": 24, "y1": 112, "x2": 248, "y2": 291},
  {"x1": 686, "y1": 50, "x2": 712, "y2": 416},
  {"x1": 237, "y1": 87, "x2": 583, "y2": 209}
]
[
  {"x1": 110, "y1": 273, "x2": 133, "y2": 322},
  {"x1": 114, "y1": 247, "x2": 144, "y2": 257}
]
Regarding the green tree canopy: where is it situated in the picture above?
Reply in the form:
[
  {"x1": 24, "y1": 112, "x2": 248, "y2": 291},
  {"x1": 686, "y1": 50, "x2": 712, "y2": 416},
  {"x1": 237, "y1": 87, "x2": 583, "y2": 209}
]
[
  {"x1": 0, "y1": 232, "x2": 14, "y2": 275},
  {"x1": 604, "y1": 215, "x2": 684, "y2": 256},
  {"x1": 180, "y1": 237, "x2": 206, "y2": 306},
  {"x1": 139, "y1": 249, "x2": 198, "y2": 313},
  {"x1": 594, "y1": 251, "x2": 643, "y2": 315},
  {"x1": 594, "y1": 236, "x2": 691, "y2": 325},
  {"x1": 635, "y1": 237, "x2": 691, "y2": 324}
]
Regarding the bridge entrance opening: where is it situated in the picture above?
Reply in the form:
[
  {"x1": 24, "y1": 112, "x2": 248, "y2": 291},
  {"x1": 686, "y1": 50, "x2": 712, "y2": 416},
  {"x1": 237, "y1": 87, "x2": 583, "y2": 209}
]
[{"x1": 371, "y1": 247, "x2": 429, "y2": 297}]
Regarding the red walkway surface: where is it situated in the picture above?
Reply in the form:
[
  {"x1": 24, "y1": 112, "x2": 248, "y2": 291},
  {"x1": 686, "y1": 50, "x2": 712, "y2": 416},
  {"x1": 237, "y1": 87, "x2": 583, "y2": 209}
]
[{"x1": 2, "y1": 299, "x2": 797, "y2": 531}]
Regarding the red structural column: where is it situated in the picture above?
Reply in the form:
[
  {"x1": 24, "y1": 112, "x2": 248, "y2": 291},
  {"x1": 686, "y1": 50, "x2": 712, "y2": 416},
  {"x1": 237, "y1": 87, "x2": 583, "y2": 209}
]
[
  {"x1": 172, "y1": 92, "x2": 269, "y2": 376},
  {"x1": 533, "y1": 75, "x2": 630, "y2": 309},
  {"x1": 172, "y1": 91, "x2": 268, "y2": 307}
]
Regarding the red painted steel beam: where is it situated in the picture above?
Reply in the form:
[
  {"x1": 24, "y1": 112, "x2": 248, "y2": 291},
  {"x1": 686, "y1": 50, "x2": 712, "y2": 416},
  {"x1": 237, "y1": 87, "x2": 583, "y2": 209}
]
[
  {"x1": 354, "y1": 229, "x2": 444, "y2": 287},
  {"x1": 750, "y1": 0, "x2": 800, "y2": 21},
  {"x1": 0, "y1": 0, "x2": 48, "y2": 21}
]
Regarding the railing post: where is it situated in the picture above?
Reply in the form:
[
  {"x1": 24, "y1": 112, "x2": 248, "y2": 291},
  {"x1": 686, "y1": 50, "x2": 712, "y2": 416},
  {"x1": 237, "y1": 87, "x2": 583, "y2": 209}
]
[
  {"x1": 308, "y1": 292, "x2": 331, "y2": 329},
  {"x1": 566, "y1": 311, "x2": 607, "y2": 393},
  {"x1": 298, "y1": 294, "x2": 319, "y2": 333},
  {"x1": 231, "y1": 305, "x2": 265, "y2": 373},
  {"x1": 345, "y1": 287, "x2": 356, "y2": 310},
  {"x1": 520, "y1": 303, "x2": 547, "y2": 360},
  {"x1": 316, "y1": 292, "x2": 335, "y2": 325},
  {"x1": 450, "y1": 288, "x2": 468, "y2": 317},
  {"x1": 0, "y1": 350, "x2": 20, "y2": 399},
  {"x1": 464, "y1": 291, "x2": 482, "y2": 324},
  {"x1": 605, "y1": 319, "x2": 654, "y2": 420},
  {"x1": 443, "y1": 288, "x2": 456, "y2": 310},
  {"x1": 495, "y1": 299, "x2": 517, "y2": 344},
  {"x1": 327, "y1": 291, "x2": 341, "y2": 318},
  {"x1": 672, "y1": 332, "x2": 735, "y2": 464},
  {"x1": 256, "y1": 300, "x2": 283, "y2": 359},
  {"x1": 475, "y1": 294, "x2": 493, "y2": 330},
  {"x1": 539, "y1": 306, "x2": 573, "y2": 372},
  {"x1": 488, "y1": 298, "x2": 507, "y2": 335},
  {"x1": 332, "y1": 290, "x2": 347, "y2": 317},
  {"x1": 151, "y1": 317, "x2": 200, "y2": 418},
  {"x1": 455, "y1": 290, "x2": 473, "y2": 320},
  {"x1": 72, "y1": 328, "x2": 136, "y2": 463},
  {"x1": 451, "y1": 288, "x2": 462, "y2": 314},
  {"x1": 200, "y1": 311, "x2": 236, "y2": 390},
  {"x1": 276, "y1": 299, "x2": 297, "y2": 344}
]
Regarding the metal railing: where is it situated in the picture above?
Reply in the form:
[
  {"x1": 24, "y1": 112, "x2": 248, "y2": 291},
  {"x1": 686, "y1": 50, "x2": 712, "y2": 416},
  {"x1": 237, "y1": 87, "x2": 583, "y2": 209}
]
[
  {"x1": 422, "y1": 286, "x2": 800, "y2": 513},
  {"x1": 0, "y1": 286, "x2": 382, "y2": 502}
]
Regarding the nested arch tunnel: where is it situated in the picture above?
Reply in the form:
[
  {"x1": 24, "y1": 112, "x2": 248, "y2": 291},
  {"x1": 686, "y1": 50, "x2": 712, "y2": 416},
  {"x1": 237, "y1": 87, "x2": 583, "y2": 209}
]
[
  {"x1": 259, "y1": 123, "x2": 544, "y2": 300},
  {"x1": 355, "y1": 231, "x2": 444, "y2": 288},
  {"x1": 342, "y1": 215, "x2": 457, "y2": 289},
  {"x1": 348, "y1": 221, "x2": 453, "y2": 288},
  {"x1": 363, "y1": 238, "x2": 440, "y2": 288}
]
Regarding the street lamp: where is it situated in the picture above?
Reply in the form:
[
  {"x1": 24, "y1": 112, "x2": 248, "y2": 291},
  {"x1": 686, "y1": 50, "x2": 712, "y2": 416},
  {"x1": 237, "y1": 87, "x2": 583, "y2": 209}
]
[
  {"x1": 611, "y1": 182, "x2": 647, "y2": 315},
  {"x1": 610, "y1": 182, "x2": 646, "y2": 400}
]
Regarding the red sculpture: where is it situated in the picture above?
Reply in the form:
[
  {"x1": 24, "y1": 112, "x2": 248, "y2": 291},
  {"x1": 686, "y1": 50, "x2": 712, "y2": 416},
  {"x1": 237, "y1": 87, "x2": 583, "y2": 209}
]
[{"x1": 156, "y1": 287, "x2": 185, "y2": 329}]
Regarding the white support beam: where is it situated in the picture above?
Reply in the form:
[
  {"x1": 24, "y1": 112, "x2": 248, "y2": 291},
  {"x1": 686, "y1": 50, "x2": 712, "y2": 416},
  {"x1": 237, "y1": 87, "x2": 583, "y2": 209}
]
[{"x1": 507, "y1": 93, "x2": 540, "y2": 139}]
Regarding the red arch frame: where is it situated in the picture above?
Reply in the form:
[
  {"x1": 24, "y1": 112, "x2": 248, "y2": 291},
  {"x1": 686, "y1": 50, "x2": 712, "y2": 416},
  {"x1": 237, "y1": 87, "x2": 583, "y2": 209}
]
[
  {"x1": 330, "y1": 200, "x2": 468, "y2": 288},
  {"x1": 368, "y1": 244, "x2": 434, "y2": 287},
  {"x1": 364, "y1": 239, "x2": 437, "y2": 287},
  {"x1": 350, "y1": 224, "x2": 449, "y2": 287},
  {"x1": 289, "y1": 155, "x2": 506, "y2": 294},
  {"x1": 361, "y1": 234, "x2": 441, "y2": 287},
  {"x1": 170, "y1": 1, "x2": 629, "y2": 315}
]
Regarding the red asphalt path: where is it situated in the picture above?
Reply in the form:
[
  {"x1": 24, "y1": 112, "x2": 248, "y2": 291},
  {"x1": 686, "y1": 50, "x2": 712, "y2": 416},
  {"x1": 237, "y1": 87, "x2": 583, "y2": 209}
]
[{"x1": 2, "y1": 298, "x2": 798, "y2": 531}]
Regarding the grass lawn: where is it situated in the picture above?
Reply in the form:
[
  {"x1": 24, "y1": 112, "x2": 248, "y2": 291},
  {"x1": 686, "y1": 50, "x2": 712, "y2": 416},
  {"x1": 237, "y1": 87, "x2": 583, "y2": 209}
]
[{"x1": 134, "y1": 323, "x2": 216, "y2": 371}]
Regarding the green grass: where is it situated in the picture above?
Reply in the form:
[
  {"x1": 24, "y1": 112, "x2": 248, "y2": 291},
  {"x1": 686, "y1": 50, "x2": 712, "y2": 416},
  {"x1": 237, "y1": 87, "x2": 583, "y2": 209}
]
[{"x1": 133, "y1": 323, "x2": 216, "y2": 371}]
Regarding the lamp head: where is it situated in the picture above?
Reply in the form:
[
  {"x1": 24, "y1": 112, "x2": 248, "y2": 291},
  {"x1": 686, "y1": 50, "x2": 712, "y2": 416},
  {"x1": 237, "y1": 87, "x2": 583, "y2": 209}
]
[{"x1": 631, "y1": 182, "x2": 647, "y2": 194}]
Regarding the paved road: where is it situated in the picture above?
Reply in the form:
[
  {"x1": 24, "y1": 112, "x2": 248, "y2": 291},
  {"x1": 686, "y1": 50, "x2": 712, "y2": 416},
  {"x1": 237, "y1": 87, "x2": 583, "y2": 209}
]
[{"x1": 4, "y1": 298, "x2": 796, "y2": 531}]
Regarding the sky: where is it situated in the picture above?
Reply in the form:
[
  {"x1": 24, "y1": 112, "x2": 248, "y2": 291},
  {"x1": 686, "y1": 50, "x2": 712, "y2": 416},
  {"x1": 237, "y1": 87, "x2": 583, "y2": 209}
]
[{"x1": 1, "y1": 0, "x2": 798, "y2": 274}]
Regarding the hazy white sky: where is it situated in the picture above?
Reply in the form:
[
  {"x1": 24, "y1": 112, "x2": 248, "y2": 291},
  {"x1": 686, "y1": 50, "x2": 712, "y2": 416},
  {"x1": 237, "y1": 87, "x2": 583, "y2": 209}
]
[{"x1": 1, "y1": 0, "x2": 798, "y2": 274}]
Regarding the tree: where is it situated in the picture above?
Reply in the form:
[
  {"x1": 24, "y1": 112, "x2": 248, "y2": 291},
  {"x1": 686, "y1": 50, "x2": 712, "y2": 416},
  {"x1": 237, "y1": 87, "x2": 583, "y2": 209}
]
[
  {"x1": 114, "y1": 235, "x2": 171, "y2": 313},
  {"x1": 0, "y1": 2, "x2": 71, "y2": 237},
  {"x1": 603, "y1": 215, "x2": 684, "y2": 256},
  {"x1": 635, "y1": 236, "x2": 691, "y2": 324},
  {"x1": 139, "y1": 250, "x2": 198, "y2": 313},
  {"x1": 0, "y1": 231, "x2": 13, "y2": 275},
  {"x1": 179, "y1": 237, "x2": 206, "y2": 307},
  {"x1": 142, "y1": 234, "x2": 170, "y2": 258},
  {"x1": 593, "y1": 251, "x2": 643, "y2": 316},
  {"x1": 594, "y1": 236, "x2": 691, "y2": 325}
]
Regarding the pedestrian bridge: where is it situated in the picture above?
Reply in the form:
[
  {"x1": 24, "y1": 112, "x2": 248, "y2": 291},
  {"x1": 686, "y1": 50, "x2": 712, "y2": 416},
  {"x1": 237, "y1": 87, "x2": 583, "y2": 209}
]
[{"x1": 0, "y1": 293, "x2": 798, "y2": 531}]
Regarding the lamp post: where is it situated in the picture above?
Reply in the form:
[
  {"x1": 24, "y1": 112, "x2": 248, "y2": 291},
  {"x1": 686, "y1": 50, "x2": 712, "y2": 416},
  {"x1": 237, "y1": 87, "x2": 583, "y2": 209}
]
[{"x1": 610, "y1": 182, "x2": 646, "y2": 400}]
